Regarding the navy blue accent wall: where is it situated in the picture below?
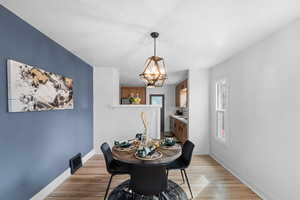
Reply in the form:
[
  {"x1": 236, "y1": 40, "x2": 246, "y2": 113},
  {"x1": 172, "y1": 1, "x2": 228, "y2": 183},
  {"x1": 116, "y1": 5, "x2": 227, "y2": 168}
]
[{"x1": 0, "y1": 6, "x2": 93, "y2": 200}]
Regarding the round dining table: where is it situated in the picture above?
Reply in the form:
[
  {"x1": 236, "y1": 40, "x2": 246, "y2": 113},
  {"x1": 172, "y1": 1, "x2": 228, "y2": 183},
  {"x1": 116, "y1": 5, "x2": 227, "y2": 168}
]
[{"x1": 108, "y1": 142, "x2": 189, "y2": 200}]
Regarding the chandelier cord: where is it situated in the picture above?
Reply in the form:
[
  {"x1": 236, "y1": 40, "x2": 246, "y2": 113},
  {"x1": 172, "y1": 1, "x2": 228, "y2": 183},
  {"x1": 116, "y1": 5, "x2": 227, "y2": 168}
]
[{"x1": 154, "y1": 37, "x2": 156, "y2": 56}]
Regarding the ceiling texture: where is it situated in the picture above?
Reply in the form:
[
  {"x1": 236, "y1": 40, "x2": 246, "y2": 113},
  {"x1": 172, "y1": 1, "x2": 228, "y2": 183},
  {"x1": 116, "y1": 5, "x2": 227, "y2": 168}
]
[{"x1": 1, "y1": 0, "x2": 300, "y2": 85}]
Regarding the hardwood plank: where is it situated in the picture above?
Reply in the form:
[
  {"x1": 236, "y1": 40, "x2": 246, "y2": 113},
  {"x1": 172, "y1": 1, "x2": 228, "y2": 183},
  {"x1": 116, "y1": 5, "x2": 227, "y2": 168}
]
[{"x1": 46, "y1": 155, "x2": 261, "y2": 200}]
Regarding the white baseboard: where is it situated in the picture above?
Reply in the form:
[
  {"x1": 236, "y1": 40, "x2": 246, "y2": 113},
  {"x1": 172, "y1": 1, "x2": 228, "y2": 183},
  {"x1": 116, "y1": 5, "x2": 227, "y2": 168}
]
[
  {"x1": 30, "y1": 166, "x2": 71, "y2": 200},
  {"x1": 30, "y1": 149, "x2": 95, "y2": 200},
  {"x1": 210, "y1": 152, "x2": 274, "y2": 200},
  {"x1": 193, "y1": 152, "x2": 210, "y2": 155},
  {"x1": 82, "y1": 149, "x2": 95, "y2": 163}
]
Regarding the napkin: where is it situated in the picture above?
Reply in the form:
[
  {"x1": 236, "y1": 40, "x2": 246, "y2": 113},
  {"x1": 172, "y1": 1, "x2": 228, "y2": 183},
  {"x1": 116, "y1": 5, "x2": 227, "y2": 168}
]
[
  {"x1": 136, "y1": 145, "x2": 156, "y2": 158},
  {"x1": 114, "y1": 140, "x2": 131, "y2": 148}
]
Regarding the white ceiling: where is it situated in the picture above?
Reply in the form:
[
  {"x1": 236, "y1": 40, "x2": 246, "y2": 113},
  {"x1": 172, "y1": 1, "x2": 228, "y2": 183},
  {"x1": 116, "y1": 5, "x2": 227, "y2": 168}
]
[{"x1": 1, "y1": 0, "x2": 300, "y2": 85}]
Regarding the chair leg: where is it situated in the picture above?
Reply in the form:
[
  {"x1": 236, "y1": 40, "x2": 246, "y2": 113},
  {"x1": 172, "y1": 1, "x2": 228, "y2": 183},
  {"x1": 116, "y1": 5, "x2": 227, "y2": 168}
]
[
  {"x1": 183, "y1": 169, "x2": 193, "y2": 199},
  {"x1": 166, "y1": 170, "x2": 169, "y2": 178},
  {"x1": 104, "y1": 174, "x2": 113, "y2": 200},
  {"x1": 180, "y1": 169, "x2": 185, "y2": 184}
]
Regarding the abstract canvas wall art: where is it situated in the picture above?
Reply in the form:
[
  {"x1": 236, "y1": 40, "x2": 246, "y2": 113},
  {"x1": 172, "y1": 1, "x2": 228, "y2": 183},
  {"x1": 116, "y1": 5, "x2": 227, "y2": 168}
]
[{"x1": 7, "y1": 59, "x2": 74, "y2": 112}]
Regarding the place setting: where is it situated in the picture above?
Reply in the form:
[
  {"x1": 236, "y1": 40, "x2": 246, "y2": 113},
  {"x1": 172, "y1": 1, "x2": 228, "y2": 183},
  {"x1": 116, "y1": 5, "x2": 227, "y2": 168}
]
[
  {"x1": 113, "y1": 139, "x2": 138, "y2": 152},
  {"x1": 159, "y1": 137, "x2": 179, "y2": 150}
]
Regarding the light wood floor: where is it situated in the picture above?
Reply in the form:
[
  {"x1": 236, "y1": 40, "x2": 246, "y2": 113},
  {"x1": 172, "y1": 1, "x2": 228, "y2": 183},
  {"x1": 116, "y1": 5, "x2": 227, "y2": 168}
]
[{"x1": 46, "y1": 155, "x2": 261, "y2": 200}]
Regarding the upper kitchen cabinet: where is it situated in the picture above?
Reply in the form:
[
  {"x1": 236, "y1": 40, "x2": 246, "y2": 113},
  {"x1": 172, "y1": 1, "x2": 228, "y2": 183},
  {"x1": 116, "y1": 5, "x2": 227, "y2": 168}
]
[
  {"x1": 120, "y1": 86, "x2": 146, "y2": 104},
  {"x1": 175, "y1": 79, "x2": 188, "y2": 108}
]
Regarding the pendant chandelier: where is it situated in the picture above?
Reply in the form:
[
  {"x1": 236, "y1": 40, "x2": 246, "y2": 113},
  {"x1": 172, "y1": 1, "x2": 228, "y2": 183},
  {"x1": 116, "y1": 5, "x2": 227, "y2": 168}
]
[{"x1": 139, "y1": 32, "x2": 167, "y2": 88}]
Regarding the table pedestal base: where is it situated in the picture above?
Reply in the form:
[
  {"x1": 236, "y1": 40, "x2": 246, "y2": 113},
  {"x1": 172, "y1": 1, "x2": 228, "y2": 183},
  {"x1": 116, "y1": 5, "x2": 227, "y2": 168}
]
[{"x1": 108, "y1": 179, "x2": 188, "y2": 200}]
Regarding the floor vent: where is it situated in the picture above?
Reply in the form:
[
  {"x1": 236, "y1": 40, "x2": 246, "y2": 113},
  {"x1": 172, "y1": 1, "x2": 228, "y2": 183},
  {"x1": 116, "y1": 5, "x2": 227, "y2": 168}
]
[{"x1": 69, "y1": 153, "x2": 82, "y2": 174}]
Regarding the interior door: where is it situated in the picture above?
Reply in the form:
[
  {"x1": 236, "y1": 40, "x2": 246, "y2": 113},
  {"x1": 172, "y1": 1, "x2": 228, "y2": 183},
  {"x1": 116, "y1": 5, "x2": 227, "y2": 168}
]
[{"x1": 150, "y1": 94, "x2": 165, "y2": 133}]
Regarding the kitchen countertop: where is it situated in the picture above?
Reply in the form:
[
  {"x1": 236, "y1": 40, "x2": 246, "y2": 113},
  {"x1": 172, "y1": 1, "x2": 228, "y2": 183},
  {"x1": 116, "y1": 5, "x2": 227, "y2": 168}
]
[
  {"x1": 111, "y1": 104, "x2": 161, "y2": 108},
  {"x1": 171, "y1": 115, "x2": 188, "y2": 124}
]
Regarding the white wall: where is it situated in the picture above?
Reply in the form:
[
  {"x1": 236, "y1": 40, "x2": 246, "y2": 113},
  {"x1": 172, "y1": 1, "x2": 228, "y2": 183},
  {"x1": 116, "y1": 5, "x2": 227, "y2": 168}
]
[
  {"x1": 146, "y1": 85, "x2": 177, "y2": 132},
  {"x1": 94, "y1": 67, "x2": 118, "y2": 153},
  {"x1": 94, "y1": 68, "x2": 160, "y2": 154},
  {"x1": 210, "y1": 19, "x2": 300, "y2": 200},
  {"x1": 188, "y1": 69, "x2": 210, "y2": 154}
]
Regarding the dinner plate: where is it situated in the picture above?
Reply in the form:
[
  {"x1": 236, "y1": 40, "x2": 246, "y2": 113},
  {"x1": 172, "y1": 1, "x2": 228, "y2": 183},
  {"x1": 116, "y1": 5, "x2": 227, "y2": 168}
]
[
  {"x1": 134, "y1": 150, "x2": 163, "y2": 161},
  {"x1": 159, "y1": 144, "x2": 179, "y2": 150},
  {"x1": 113, "y1": 145, "x2": 136, "y2": 152}
]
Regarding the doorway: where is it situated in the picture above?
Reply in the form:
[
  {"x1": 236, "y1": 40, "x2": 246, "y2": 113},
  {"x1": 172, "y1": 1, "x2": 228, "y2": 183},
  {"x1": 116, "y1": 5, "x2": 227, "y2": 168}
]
[{"x1": 150, "y1": 94, "x2": 165, "y2": 133}]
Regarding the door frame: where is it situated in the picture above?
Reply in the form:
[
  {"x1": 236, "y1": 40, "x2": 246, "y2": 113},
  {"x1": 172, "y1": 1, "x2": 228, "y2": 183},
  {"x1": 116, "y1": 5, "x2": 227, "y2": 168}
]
[{"x1": 150, "y1": 94, "x2": 165, "y2": 133}]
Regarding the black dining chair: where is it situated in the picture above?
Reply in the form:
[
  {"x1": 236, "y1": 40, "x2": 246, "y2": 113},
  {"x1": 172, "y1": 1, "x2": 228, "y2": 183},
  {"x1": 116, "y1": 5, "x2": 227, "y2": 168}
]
[
  {"x1": 129, "y1": 164, "x2": 168, "y2": 199},
  {"x1": 101, "y1": 143, "x2": 130, "y2": 200},
  {"x1": 167, "y1": 140, "x2": 194, "y2": 199}
]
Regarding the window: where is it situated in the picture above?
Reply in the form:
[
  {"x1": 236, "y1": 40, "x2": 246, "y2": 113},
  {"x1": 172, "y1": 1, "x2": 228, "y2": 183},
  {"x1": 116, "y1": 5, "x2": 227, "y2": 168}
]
[{"x1": 216, "y1": 79, "x2": 228, "y2": 141}]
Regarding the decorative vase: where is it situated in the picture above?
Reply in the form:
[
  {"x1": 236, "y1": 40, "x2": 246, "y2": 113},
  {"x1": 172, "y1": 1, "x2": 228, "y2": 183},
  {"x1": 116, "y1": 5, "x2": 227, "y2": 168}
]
[
  {"x1": 140, "y1": 112, "x2": 150, "y2": 147},
  {"x1": 134, "y1": 93, "x2": 141, "y2": 104}
]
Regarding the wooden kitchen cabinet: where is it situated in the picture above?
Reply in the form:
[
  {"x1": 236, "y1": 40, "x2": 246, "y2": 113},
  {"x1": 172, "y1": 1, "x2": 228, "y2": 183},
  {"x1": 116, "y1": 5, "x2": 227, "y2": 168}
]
[
  {"x1": 175, "y1": 79, "x2": 188, "y2": 107},
  {"x1": 171, "y1": 116, "x2": 188, "y2": 143},
  {"x1": 177, "y1": 120, "x2": 187, "y2": 143},
  {"x1": 182, "y1": 79, "x2": 188, "y2": 89},
  {"x1": 120, "y1": 87, "x2": 146, "y2": 104},
  {"x1": 175, "y1": 84, "x2": 180, "y2": 107}
]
